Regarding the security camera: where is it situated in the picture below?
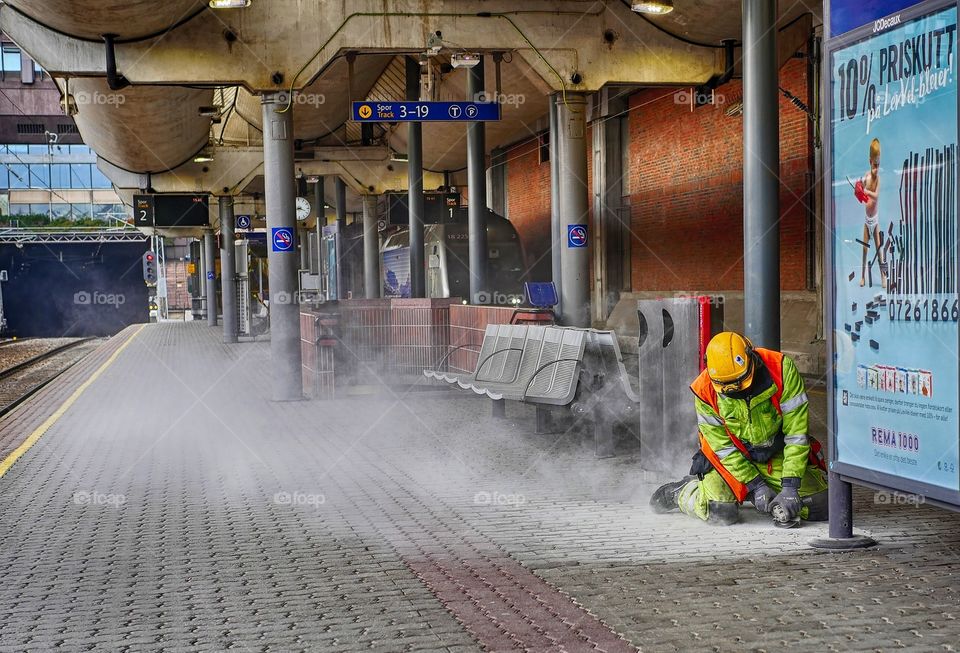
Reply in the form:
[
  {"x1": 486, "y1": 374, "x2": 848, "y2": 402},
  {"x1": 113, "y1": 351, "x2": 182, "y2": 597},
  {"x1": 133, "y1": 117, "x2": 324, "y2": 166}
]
[{"x1": 426, "y1": 31, "x2": 443, "y2": 54}]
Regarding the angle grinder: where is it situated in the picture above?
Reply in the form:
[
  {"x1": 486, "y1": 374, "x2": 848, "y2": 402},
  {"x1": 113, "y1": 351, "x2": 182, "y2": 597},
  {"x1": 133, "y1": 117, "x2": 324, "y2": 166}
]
[{"x1": 771, "y1": 496, "x2": 813, "y2": 529}]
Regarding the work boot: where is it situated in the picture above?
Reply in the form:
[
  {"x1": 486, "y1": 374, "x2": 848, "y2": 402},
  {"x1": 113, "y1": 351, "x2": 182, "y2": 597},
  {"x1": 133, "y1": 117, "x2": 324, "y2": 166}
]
[{"x1": 649, "y1": 477, "x2": 693, "y2": 514}]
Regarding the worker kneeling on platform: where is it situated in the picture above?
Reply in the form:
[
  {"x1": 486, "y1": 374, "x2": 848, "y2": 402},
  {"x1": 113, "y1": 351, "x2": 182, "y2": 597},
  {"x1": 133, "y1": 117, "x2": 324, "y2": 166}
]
[{"x1": 650, "y1": 331, "x2": 828, "y2": 526}]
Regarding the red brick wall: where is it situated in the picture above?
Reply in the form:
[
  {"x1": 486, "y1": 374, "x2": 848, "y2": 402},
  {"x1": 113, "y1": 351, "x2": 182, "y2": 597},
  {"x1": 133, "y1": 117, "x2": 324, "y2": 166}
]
[
  {"x1": 506, "y1": 137, "x2": 552, "y2": 280},
  {"x1": 164, "y1": 260, "x2": 191, "y2": 310},
  {"x1": 503, "y1": 57, "x2": 813, "y2": 293},
  {"x1": 628, "y1": 57, "x2": 812, "y2": 291}
]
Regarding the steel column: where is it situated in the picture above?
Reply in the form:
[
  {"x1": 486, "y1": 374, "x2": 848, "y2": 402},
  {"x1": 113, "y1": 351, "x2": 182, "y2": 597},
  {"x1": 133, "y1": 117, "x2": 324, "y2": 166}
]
[
  {"x1": 549, "y1": 94, "x2": 562, "y2": 316},
  {"x1": 489, "y1": 148, "x2": 507, "y2": 218},
  {"x1": 406, "y1": 56, "x2": 426, "y2": 298},
  {"x1": 808, "y1": 471, "x2": 877, "y2": 550},
  {"x1": 467, "y1": 57, "x2": 488, "y2": 303},
  {"x1": 197, "y1": 237, "x2": 207, "y2": 320},
  {"x1": 335, "y1": 177, "x2": 347, "y2": 230},
  {"x1": 220, "y1": 197, "x2": 238, "y2": 343},
  {"x1": 314, "y1": 177, "x2": 329, "y2": 292},
  {"x1": 556, "y1": 93, "x2": 590, "y2": 327},
  {"x1": 335, "y1": 176, "x2": 347, "y2": 297},
  {"x1": 261, "y1": 92, "x2": 302, "y2": 401},
  {"x1": 363, "y1": 194, "x2": 380, "y2": 299},
  {"x1": 742, "y1": 0, "x2": 781, "y2": 349},
  {"x1": 204, "y1": 230, "x2": 217, "y2": 327},
  {"x1": 299, "y1": 227, "x2": 310, "y2": 270}
]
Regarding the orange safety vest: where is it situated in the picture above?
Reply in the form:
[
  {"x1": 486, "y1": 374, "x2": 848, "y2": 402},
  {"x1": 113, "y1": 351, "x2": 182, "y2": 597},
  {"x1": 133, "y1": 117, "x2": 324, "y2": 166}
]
[{"x1": 691, "y1": 348, "x2": 826, "y2": 502}]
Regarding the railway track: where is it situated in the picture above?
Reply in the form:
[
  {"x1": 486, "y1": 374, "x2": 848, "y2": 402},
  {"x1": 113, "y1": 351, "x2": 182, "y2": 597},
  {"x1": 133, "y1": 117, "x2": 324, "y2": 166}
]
[{"x1": 0, "y1": 338, "x2": 103, "y2": 417}]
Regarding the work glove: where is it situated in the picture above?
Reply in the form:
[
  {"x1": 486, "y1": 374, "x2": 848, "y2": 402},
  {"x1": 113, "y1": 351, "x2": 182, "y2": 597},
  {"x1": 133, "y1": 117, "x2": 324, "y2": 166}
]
[
  {"x1": 772, "y1": 477, "x2": 803, "y2": 521},
  {"x1": 747, "y1": 476, "x2": 776, "y2": 514}
]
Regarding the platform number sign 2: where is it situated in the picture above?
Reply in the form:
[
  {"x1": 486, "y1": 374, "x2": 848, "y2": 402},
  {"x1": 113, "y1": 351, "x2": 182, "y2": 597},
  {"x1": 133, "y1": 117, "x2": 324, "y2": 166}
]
[
  {"x1": 134, "y1": 195, "x2": 155, "y2": 227},
  {"x1": 567, "y1": 224, "x2": 588, "y2": 248},
  {"x1": 271, "y1": 227, "x2": 294, "y2": 252}
]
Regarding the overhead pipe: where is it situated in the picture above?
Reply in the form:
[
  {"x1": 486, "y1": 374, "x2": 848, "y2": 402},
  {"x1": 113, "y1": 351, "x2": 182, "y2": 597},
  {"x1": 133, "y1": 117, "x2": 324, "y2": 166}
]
[
  {"x1": 102, "y1": 34, "x2": 130, "y2": 91},
  {"x1": 694, "y1": 39, "x2": 736, "y2": 102}
]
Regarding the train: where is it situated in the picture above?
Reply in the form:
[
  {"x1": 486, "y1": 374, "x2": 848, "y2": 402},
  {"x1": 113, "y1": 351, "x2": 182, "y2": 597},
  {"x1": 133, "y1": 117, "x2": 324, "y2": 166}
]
[
  {"x1": 380, "y1": 207, "x2": 525, "y2": 300},
  {"x1": 319, "y1": 194, "x2": 527, "y2": 302}
]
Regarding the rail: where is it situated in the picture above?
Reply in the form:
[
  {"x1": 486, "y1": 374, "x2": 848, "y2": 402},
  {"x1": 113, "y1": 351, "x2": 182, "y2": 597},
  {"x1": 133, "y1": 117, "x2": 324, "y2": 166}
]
[{"x1": 0, "y1": 338, "x2": 98, "y2": 418}]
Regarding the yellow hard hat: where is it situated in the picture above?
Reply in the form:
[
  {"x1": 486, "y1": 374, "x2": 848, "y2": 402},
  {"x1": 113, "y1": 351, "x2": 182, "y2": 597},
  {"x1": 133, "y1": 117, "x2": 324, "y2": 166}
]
[{"x1": 705, "y1": 331, "x2": 755, "y2": 394}]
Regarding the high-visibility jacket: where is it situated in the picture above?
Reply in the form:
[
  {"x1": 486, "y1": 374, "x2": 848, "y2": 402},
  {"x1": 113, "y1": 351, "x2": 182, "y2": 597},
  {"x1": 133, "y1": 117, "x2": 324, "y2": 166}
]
[{"x1": 691, "y1": 348, "x2": 817, "y2": 502}]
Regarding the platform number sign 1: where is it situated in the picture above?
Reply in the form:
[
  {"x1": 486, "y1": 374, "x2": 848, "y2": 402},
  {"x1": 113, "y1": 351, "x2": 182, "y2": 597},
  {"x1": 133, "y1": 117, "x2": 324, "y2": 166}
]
[
  {"x1": 142, "y1": 251, "x2": 158, "y2": 286},
  {"x1": 271, "y1": 227, "x2": 294, "y2": 252},
  {"x1": 567, "y1": 224, "x2": 588, "y2": 248}
]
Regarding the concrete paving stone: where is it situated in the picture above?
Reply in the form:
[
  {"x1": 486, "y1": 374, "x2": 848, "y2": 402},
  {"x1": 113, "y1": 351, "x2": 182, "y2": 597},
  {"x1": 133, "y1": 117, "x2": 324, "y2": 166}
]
[{"x1": 0, "y1": 323, "x2": 959, "y2": 652}]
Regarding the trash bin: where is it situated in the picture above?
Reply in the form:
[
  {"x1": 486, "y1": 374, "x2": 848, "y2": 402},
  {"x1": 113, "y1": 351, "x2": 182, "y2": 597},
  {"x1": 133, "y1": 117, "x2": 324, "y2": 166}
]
[{"x1": 638, "y1": 296, "x2": 723, "y2": 474}]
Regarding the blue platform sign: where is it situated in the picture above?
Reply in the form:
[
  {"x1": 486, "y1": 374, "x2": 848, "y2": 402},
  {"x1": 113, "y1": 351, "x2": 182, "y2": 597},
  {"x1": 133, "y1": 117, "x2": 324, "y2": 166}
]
[
  {"x1": 206, "y1": 271, "x2": 214, "y2": 280},
  {"x1": 567, "y1": 224, "x2": 588, "y2": 248},
  {"x1": 352, "y1": 101, "x2": 501, "y2": 122},
  {"x1": 829, "y1": 4, "x2": 960, "y2": 500},
  {"x1": 236, "y1": 214, "x2": 251, "y2": 229},
  {"x1": 271, "y1": 227, "x2": 294, "y2": 252}
]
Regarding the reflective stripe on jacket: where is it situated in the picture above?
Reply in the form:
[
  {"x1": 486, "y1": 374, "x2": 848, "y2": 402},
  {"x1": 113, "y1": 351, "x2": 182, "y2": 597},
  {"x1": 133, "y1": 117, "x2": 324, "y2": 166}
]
[{"x1": 690, "y1": 348, "x2": 811, "y2": 502}]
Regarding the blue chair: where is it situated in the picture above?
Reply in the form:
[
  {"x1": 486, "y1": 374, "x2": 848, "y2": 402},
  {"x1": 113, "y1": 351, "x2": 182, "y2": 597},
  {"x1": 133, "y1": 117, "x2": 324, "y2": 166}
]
[{"x1": 510, "y1": 282, "x2": 558, "y2": 325}]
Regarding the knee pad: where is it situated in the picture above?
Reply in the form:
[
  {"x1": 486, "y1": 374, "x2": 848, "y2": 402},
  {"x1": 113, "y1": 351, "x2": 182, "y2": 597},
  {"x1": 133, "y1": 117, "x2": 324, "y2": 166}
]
[
  {"x1": 804, "y1": 490, "x2": 829, "y2": 521},
  {"x1": 707, "y1": 500, "x2": 739, "y2": 526}
]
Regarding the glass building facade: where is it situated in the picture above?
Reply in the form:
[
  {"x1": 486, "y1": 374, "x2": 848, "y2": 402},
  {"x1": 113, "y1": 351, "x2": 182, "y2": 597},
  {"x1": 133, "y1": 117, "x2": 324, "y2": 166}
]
[
  {"x1": 0, "y1": 41, "x2": 127, "y2": 223},
  {"x1": 0, "y1": 144, "x2": 125, "y2": 220}
]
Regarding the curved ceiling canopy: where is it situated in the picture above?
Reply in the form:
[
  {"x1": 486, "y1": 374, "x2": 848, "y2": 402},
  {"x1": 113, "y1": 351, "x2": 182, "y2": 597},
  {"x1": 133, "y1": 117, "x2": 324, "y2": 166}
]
[
  {"x1": 5, "y1": 0, "x2": 207, "y2": 41},
  {"x1": 68, "y1": 79, "x2": 212, "y2": 173}
]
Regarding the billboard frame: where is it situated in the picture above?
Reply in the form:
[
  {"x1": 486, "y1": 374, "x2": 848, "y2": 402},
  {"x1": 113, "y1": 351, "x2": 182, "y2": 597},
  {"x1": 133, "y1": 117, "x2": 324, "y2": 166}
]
[{"x1": 823, "y1": 0, "x2": 960, "y2": 516}]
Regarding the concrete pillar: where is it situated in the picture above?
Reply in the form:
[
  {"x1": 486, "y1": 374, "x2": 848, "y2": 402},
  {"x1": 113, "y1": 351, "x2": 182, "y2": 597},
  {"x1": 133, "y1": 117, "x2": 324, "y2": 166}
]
[
  {"x1": 220, "y1": 197, "x2": 238, "y2": 343},
  {"x1": 549, "y1": 94, "x2": 562, "y2": 314},
  {"x1": 406, "y1": 56, "x2": 426, "y2": 298},
  {"x1": 556, "y1": 93, "x2": 590, "y2": 327},
  {"x1": 591, "y1": 89, "x2": 627, "y2": 323},
  {"x1": 467, "y1": 57, "x2": 488, "y2": 303},
  {"x1": 362, "y1": 195, "x2": 380, "y2": 299},
  {"x1": 742, "y1": 0, "x2": 780, "y2": 349},
  {"x1": 261, "y1": 92, "x2": 302, "y2": 401},
  {"x1": 204, "y1": 230, "x2": 217, "y2": 327}
]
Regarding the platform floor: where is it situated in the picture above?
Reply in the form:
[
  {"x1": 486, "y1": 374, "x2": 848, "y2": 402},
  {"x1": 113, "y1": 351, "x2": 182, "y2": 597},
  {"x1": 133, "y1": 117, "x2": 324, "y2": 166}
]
[{"x1": 0, "y1": 323, "x2": 959, "y2": 652}]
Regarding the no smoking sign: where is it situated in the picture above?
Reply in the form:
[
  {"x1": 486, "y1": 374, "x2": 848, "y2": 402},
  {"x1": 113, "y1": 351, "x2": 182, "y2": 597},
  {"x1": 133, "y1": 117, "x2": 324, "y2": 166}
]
[{"x1": 567, "y1": 224, "x2": 588, "y2": 248}]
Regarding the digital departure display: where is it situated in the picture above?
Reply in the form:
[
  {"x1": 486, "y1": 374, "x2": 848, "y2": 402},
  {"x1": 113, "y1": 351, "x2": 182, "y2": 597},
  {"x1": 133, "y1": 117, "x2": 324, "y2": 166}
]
[{"x1": 133, "y1": 193, "x2": 211, "y2": 227}]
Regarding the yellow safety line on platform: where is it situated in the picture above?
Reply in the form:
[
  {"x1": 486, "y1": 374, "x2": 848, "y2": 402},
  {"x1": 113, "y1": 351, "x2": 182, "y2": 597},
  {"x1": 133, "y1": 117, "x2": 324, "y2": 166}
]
[{"x1": 0, "y1": 324, "x2": 144, "y2": 479}]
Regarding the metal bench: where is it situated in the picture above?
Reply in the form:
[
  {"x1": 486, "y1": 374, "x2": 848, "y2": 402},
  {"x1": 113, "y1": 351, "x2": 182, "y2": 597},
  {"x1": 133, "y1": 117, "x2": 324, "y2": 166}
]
[{"x1": 425, "y1": 325, "x2": 640, "y2": 457}]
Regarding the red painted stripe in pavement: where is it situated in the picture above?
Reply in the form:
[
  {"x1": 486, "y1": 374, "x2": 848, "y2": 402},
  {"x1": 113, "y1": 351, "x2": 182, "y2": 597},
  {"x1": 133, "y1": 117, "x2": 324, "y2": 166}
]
[{"x1": 404, "y1": 553, "x2": 636, "y2": 652}]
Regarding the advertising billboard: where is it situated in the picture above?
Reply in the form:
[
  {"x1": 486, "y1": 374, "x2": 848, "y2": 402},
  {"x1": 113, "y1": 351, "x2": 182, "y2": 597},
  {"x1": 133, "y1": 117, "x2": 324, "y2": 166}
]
[
  {"x1": 829, "y1": 0, "x2": 926, "y2": 37},
  {"x1": 829, "y1": 2, "x2": 960, "y2": 502}
]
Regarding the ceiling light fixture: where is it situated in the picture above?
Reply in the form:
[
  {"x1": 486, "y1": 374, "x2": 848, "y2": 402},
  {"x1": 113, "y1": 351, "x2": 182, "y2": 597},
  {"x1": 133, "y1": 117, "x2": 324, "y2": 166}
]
[
  {"x1": 631, "y1": 0, "x2": 674, "y2": 15},
  {"x1": 193, "y1": 153, "x2": 215, "y2": 163},
  {"x1": 209, "y1": 0, "x2": 251, "y2": 8},
  {"x1": 450, "y1": 52, "x2": 481, "y2": 69}
]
